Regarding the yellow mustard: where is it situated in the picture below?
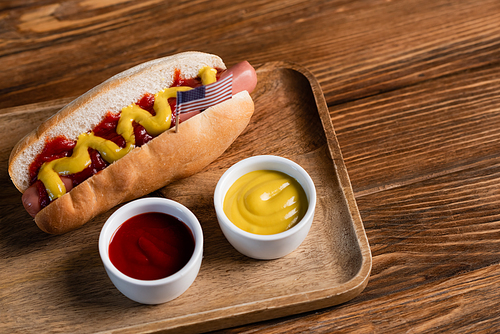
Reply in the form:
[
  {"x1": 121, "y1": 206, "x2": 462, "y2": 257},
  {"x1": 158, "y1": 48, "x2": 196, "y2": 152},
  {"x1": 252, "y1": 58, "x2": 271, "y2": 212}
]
[
  {"x1": 38, "y1": 66, "x2": 218, "y2": 200},
  {"x1": 223, "y1": 170, "x2": 308, "y2": 235}
]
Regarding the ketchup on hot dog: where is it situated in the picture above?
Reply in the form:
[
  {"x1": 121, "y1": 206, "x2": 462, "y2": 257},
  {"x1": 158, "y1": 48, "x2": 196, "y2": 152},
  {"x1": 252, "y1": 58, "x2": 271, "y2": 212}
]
[{"x1": 21, "y1": 61, "x2": 258, "y2": 218}]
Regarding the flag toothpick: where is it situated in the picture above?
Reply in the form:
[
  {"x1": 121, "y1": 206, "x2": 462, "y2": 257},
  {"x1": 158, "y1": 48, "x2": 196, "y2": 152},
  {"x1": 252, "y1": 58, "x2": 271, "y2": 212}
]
[{"x1": 175, "y1": 74, "x2": 233, "y2": 133}]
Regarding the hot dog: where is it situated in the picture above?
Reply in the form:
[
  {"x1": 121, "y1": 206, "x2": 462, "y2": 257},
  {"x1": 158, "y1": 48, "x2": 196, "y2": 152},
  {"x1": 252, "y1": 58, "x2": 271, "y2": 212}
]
[{"x1": 9, "y1": 52, "x2": 256, "y2": 234}]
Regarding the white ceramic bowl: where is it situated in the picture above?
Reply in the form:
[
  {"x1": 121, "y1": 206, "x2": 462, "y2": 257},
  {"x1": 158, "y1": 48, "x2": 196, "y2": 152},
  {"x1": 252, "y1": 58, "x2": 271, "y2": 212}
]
[
  {"x1": 98, "y1": 197, "x2": 203, "y2": 304},
  {"x1": 214, "y1": 155, "x2": 316, "y2": 260}
]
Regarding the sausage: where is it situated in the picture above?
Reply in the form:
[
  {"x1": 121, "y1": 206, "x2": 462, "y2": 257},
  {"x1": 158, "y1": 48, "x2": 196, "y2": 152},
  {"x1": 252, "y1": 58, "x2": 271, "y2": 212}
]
[
  {"x1": 22, "y1": 61, "x2": 257, "y2": 218},
  {"x1": 221, "y1": 61, "x2": 257, "y2": 95},
  {"x1": 23, "y1": 177, "x2": 73, "y2": 218}
]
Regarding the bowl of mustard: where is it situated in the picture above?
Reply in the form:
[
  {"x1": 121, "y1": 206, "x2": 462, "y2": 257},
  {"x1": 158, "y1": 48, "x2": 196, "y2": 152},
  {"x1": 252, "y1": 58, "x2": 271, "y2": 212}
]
[{"x1": 214, "y1": 155, "x2": 316, "y2": 260}]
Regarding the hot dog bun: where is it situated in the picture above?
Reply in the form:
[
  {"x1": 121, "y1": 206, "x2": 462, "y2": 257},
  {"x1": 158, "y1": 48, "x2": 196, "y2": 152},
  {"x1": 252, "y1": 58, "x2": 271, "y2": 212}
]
[{"x1": 8, "y1": 51, "x2": 255, "y2": 234}]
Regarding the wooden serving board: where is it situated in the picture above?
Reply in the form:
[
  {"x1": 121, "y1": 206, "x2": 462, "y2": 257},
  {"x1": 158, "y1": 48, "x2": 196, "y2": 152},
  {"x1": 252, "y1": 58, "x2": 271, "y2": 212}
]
[{"x1": 0, "y1": 62, "x2": 372, "y2": 333}]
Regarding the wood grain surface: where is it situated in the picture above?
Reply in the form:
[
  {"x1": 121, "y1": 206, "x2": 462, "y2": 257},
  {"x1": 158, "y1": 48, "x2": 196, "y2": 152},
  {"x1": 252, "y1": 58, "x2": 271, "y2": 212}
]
[{"x1": 2, "y1": 0, "x2": 500, "y2": 332}]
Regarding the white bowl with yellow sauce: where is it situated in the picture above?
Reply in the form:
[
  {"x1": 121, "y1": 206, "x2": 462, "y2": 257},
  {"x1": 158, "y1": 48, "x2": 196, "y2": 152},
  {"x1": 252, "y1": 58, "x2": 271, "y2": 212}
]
[{"x1": 214, "y1": 155, "x2": 316, "y2": 260}]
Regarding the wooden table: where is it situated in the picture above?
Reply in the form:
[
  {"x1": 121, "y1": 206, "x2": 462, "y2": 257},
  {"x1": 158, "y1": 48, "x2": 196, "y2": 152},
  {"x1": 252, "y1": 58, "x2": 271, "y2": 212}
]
[{"x1": 2, "y1": 0, "x2": 500, "y2": 332}]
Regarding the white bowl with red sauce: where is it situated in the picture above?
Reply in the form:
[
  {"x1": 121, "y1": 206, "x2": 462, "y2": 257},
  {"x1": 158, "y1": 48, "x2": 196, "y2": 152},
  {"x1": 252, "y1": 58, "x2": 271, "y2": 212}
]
[
  {"x1": 214, "y1": 155, "x2": 316, "y2": 260},
  {"x1": 99, "y1": 197, "x2": 203, "y2": 304}
]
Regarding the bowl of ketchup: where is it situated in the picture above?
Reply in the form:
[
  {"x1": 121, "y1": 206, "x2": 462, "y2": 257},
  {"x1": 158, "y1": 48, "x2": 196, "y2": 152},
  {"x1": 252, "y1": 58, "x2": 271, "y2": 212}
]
[{"x1": 99, "y1": 197, "x2": 203, "y2": 304}]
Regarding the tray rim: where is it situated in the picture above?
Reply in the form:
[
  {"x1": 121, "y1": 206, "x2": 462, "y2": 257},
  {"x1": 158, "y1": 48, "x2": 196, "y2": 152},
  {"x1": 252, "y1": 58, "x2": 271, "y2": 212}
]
[
  {"x1": 1, "y1": 61, "x2": 372, "y2": 334},
  {"x1": 116, "y1": 61, "x2": 373, "y2": 333}
]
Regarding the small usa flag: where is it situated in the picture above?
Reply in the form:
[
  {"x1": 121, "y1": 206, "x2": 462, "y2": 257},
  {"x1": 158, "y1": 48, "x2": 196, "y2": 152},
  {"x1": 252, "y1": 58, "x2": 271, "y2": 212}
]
[{"x1": 175, "y1": 73, "x2": 233, "y2": 132}]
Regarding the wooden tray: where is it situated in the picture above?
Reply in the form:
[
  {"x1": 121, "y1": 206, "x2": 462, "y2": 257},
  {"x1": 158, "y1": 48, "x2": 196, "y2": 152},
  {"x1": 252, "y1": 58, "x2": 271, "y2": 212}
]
[{"x1": 0, "y1": 62, "x2": 372, "y2": 333}]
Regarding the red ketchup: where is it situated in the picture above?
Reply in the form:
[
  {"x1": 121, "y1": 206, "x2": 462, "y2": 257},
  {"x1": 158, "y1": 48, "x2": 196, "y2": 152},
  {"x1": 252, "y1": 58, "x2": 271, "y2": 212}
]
[
  {"x1": 28, "y1": 69, "x2": 222, "y2": 210},
  {"x1": 108, "y1": 212, "x2": 195, "y2": 280}
]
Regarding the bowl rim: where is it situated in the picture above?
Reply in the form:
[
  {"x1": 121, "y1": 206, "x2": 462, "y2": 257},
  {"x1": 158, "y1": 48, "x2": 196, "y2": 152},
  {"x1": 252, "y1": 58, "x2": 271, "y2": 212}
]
[
  {"x1": 98, "y1": 197, "x2": 203, "y2": 286},
  {"x1": 214, "y1": 155, "x2": 317, "y2": 241}
]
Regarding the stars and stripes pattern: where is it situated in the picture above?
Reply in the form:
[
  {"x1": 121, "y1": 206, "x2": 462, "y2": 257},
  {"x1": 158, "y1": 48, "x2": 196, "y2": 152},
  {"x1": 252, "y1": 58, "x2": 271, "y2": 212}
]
[{"x1": 175, "y1": 73, "x2": 233, "y2": 131}]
